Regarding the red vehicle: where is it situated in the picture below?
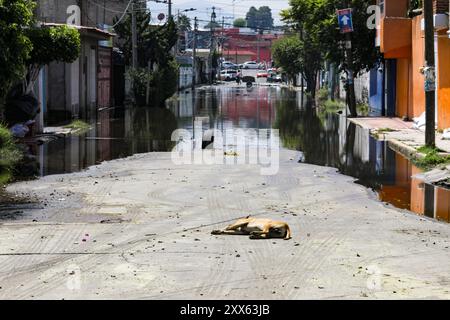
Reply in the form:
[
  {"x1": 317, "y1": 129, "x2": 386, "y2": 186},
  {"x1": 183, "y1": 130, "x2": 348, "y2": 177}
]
[{"x1": 256, "y1": 70, "x2": 269, "y2": 78}]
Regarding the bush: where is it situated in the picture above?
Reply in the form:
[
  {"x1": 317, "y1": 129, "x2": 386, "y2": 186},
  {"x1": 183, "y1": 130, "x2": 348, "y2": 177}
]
[
  {"x1": 357, "y1": 103, "x2": 369, "y2": 116},
  {"x1": 0, "y1": 124, "x2": 22, "y2": 185},
  {"x1": 128, "y1": 58, "x2": 179, "y2": 107},
  {"x1": 128, "y1": 68, "x2": 152, "y2": 106},
  {"x1": 320, "y1": 99, "x2": 344, "y2": 112},
  {"x1": 413, "y1": 146, "x2": 450, "y2": 170},
  {"x1": 317, "y1": 88, "x2": 329, "y2": 104}
]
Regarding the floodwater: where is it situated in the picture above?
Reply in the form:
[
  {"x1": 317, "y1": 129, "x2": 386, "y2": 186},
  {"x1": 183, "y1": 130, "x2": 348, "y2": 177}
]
[{"x1": 19, "y1": 85, "x2": 450, "y2": 222}]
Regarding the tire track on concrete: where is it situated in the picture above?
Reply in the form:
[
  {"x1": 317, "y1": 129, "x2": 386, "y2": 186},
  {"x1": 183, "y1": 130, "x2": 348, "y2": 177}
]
[
  {"x1": 198, "y1": 188, "x2": 237, "y2": 298},
  {"x1": 8, "y1": 177, "x2": 120, "y2": 299}
]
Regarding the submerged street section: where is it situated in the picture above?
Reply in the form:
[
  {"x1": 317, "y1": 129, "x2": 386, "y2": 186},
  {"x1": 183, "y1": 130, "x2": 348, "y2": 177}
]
[
  {"x1": 1, "y1": 0, "x2": 450, "y2": 301},
  {"x1": 1, "y1": 85, "x2": 450, "y2": 299}
]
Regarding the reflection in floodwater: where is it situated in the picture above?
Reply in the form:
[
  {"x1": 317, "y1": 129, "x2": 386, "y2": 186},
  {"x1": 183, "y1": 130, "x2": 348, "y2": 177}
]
[
  {"x1": 30, "y1": 107, "x2": 177, "y2": 176},
  {"x1": 274, "y1": 90, "x2": 449, "y2": 223},
  {"x1": 25, "y1": 86, "x2": 449, "y2": 222}
]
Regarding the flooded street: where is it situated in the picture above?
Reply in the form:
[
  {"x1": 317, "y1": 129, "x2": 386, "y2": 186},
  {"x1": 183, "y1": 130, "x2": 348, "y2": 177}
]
[
  {"x1": 2, "y1": 85, "x2": 450, "y2": 300},
  {"x1": 27, "y1": 85, "x2": 449, "y2": 222}
]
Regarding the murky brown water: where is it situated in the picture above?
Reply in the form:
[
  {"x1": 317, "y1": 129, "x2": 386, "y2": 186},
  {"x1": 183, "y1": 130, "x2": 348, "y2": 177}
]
[{"x1": 16, "y1": 85, "x2": 450, "y2": 222}]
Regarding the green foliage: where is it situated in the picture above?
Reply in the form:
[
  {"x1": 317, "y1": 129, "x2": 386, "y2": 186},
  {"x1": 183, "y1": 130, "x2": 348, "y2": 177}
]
[
  {"x1": 0, "y1": 0, "x2": 35, "y2": 108},
  {"x1": 27, "y1": 25, "x2": 80, "y2": 66},
  {"x1": 317, "y1": 87, "x2": 329, "y2": 104},
  {"x1": 281, "y1": 0, "x2": 380, "y2": 97},
  {"x1": 357, "y1": 103, "x2": 369, "y2": 116},
  {"x1": 413, "y1": 146, "x2": 450, "y2": 170},
  {"x1": 0, "y1": 1, "x2": 81, "y2": 107},
  {"x1": 0, "y1": 124, "x2": 22, "y2": 185},
  {"x1": 114, "y1": 12, "x2": 179, "y2": 107},
  {"x1": 233, "y1": 18, "x2": 247, "y2": 28},
  {"x1": 272, "y1": 36, "x2": 302, "y2": 81},
  {"x1": 150, "y1": 59, "x2": 179, "y2": 106},
  {"x1": 128, "y1": 58, "x2": 179, "y2": 107},
  {"x1": 63, "y1": 120, "x2": 91, "y2": 135},
  {"x1": 127, "y1": 68, "x2": 152, "y2": 106},
  {"x1": 377, "y1": 127, "x2": 396, "y2": 133},
  {"x1": 246, "y1": 6, "x2": 273, "y2": 30},
  {"x1": 322, "y1": 99, "x2": 344, "y2": 111},
  {"x1": 417, "y1": 146, "x2": 444, "y2": 154},
  {"x1": 177, "y1": 14, "x2": 191, "y2": 32},
  {"x1": 114, "y1": 11, "x2": 178, "y2": 68}
]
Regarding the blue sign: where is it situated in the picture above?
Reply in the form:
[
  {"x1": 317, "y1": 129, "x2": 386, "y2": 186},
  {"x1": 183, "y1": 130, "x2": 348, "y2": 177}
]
[{"x1": 337, "y1": 8, "x2": 353, "y2": 33}]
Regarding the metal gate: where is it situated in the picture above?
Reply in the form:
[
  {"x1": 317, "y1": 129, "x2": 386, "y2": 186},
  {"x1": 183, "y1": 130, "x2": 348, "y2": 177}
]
[{"x1": 97, "y1": 46, "x2": 112, "y2": 109}]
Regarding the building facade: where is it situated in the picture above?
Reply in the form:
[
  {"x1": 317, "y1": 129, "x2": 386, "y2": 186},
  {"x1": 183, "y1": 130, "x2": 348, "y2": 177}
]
[
  {"x1": 35, "y1": 0, "x2": 128, "y2": 127},
  {"x1": 372, "y1": 0, "x2": 450, "y2": 130}
]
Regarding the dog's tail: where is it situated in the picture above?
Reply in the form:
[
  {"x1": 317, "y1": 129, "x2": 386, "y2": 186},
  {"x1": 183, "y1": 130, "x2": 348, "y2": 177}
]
[{"x1": 284, "y1": 224, "x2": 292, "y2": 240}]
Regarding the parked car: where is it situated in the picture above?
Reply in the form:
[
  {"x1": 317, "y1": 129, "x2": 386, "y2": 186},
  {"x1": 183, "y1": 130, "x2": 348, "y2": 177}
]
[
  {"x1": 241, "y1": 61, "x2": 260, "y2": 69},
  {"x1": 256, "y1": 70, "x2": 269, "y2": 78},
  {"x1": 267, "y1": 73, "x2": 282, "y2": 83},
  {"x1": 220, "y1": 69, "x2": 238, "y2": 81},
  {"x1": 221, "y1": 62, "x2": 238, "y2": 70}
]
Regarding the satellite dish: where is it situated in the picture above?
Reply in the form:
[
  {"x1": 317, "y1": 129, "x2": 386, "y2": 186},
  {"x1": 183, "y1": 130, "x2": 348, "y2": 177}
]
[{"x1": 158, "y1": 13, "x2": 165, "y2": 21}]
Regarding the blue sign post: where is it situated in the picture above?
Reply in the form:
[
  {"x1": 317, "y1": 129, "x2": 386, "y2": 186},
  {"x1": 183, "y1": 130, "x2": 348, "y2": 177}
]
[{"x1": 337, "y1": 8, "x2": 354, "y2": 33}]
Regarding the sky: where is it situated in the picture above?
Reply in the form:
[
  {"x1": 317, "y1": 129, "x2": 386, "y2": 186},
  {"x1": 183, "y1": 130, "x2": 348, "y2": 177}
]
[{"x1": 146, "y1": 0, "x2": 291, "y2": 28}]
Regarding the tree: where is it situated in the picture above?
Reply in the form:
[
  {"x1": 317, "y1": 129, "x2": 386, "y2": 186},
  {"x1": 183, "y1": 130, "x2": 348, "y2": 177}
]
[
  {"x1": 258, "y1": 6, "x2": 274, "y2": 29},
  {"x1": 1, "y1": 1, "x2": 81, "y2": 121},
  {"x1": 245, "y1": 6, "x2": 258, "y2": 29},
  {"x1": 0, "y1": 0, "x2": 34, "y2": 115},
  {"x1": 233, "y1": 18, "x2": 247, "y2": 28},
  {"x1": 282, "y1": 0, "x2": 380, "y2": 115},
  {"x1": 245, "y1": 6, "x2": 273, "y2": 30},
  {"x1": 114, "y1": 12, "x2": 179, "y2": 106},
  {"x1": 177, "y1": 14, "x2": 191, "y2": 32},
  {"x1": 272, "y1": 36, "x2": 302, "y2": 84},
  {"x1": 25, "y1": 25, "x2": 80, "y2": 93}
]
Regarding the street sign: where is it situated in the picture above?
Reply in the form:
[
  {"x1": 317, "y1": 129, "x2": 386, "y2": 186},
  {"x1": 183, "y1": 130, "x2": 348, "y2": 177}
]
[{"x1": 337, "y1": 8, "x2": 354, "y2": 33}]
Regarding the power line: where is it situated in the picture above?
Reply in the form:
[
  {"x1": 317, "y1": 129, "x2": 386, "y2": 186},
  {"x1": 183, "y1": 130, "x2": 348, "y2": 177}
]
[{"x1": 111, "y1": 0, "x2": 134, "y2": 27}]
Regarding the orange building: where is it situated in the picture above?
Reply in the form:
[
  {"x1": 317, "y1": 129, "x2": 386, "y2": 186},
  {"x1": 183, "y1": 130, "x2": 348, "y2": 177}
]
[{"x1": 376, "y1": 0, "x2": 450, "y2": 130}]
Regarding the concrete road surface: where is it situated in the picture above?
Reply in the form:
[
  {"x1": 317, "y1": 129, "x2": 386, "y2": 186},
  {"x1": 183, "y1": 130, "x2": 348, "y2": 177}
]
[{"x1": 1, "y1": 149, "x2": 450, "y2": 299}]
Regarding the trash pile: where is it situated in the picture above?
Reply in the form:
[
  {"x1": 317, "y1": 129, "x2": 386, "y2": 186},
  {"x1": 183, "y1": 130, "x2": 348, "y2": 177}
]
[
  {"x1": 443, "y1": 128, "x2": 450, "y2": 140},
  {"x1": 412, "y1": 112, "x2": 426, "y2": 130}
]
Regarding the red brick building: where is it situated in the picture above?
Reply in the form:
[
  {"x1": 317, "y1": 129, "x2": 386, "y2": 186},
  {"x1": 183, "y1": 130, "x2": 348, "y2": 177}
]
[{"x1": 218, "y1": 28, "x2": 282, "y2": 64}]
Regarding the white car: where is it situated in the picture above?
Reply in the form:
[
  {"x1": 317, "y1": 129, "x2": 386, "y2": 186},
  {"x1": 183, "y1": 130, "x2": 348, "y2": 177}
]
[
  {"x1": 220, "y1": 70, "x2": 237, "y2": 81},
  {"x1": 221, "y1": 62, "x2": 238, "y2": 70},
  {"x1": 241, "y1": 61, "x2": 260, "y2": 69}
]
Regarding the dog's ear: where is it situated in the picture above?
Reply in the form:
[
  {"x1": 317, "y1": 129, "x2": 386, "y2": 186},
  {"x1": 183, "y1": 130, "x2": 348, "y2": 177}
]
[{"x1": 246, "y1": 215, "x2": 250, "y2": 219}]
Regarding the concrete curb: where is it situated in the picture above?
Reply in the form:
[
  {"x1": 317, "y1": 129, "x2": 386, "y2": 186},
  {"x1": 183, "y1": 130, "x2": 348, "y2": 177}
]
[{"x1": 388, "y1": 139, "x2": 425, "y2": 160}]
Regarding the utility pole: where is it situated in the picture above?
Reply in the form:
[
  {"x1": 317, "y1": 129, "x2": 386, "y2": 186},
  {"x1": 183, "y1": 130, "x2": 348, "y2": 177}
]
[
  {"x1": 131, "y1": 0, "x2": 138, "y2": 69},
  {"x1": 209, "y1": 7, "x2": 217, "y2": 84},
  {"x1": 257, "y1": 29, "x2": 260, "y2": 63},
  {"x1": 343, "y1": 0, "x2": 357, "y2": 117},
  {"x1": 168, "y1": 0, "x2": 172, "y2": 19},
  {"x1": 192, "y1": 17, "x2": 198, "y2": 88},
  {"x1": 175, "y1": 9, "x2": 180, "y2": 55},
  {"x1": 423, "y1": 0, "x2": 436, "y2": 147},
  {"x1": 221, "y1": 16, "x2": 225, "y2": 72}
]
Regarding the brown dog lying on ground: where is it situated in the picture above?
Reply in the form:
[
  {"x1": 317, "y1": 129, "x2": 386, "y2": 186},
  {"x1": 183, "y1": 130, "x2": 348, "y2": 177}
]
[{"x1": 211, "y1": 217, "x2": 292, "y2": 240}]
